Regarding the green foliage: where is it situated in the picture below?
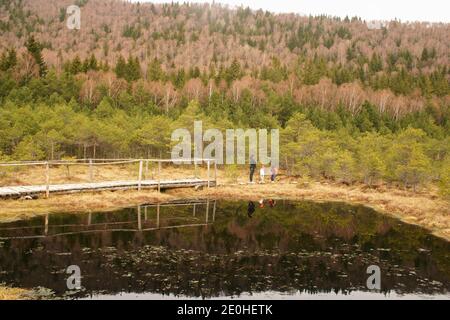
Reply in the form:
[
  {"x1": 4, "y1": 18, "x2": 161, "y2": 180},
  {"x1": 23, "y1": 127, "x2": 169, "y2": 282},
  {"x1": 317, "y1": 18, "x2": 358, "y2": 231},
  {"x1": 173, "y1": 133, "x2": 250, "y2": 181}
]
[
  {"x1": 75, "y1": 0, "x2": 89, "y2": 7},
  {"x1": 115, "y1": 56, "x2": 141, "y2": 82},
  {"x1": 147, "y1": 58, "x2": 165, "y2": 81},
  {"x1": 0, "y1": 48, "x2": 17, "y2": 71},
  {"x1": 59, "y1": 7, "x2": 66, "y2": 23},
  {"x1": 172, "y1": 68, "x2": 186, "y2": 89},
  {"x1": 299, "y1": 56, "x2": 327, "y2": 85},
  {"x1": 386, "y1": 128, "x2": 432, "y2": 190},
  {"x1": 357, "y1": 133, "x2": 387, "y2": 186},
  {"x1": 288, "y1": 21, "x2": 322, "y2": 50},
  {"x1": 335, "y1": 26, "x2": 352, "y2": 39},
  {"x1": 225, "y1": 59, "x2": 243, "y2": 84},
  {"x1": 369, "y1": 53, "x2": 383, "y2": 73},
  {"x1": 439, "y1": 157, "x2": 450, "y2": 200},
  {"x1": 25, "y1": 36, "x2": 47, "y2": 77},
  {"x1": 260, "y1": 57, "x2": 287, "y2": 83},
  {"x1": 0, "y1": 18, "x2": 447, "y2": 197},
  {"x1": 280, "y1": 117, "x2": 443, "y2": 192},
  {"x1": 131, "y1": 115, "x2": 173, "y2": 157},
  {"x1": 122, "y1": 24, "x2": 142, "y2": 40},
  {"x1": 13, "y1": 136, "x2": 45, "y2": 160}
]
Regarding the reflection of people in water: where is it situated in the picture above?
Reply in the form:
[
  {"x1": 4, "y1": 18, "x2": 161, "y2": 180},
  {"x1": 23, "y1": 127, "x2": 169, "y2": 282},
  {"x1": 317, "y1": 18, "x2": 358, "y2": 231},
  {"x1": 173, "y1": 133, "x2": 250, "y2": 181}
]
[
  {"x1": 259, "y1": 199, "x2": 264, "y2": 208},
  {"x1": 268, "y1": 199, "x2": 276, "y2": 208},
  {"x1": 247, "y1": 201, "x2": 255, "y2": 217},
  {"x1": 257, "y1": 199, "x2": 276, "y2": 209},
  {"x1": 245, "y1": 199, "x2": 274, "y2": 218}
]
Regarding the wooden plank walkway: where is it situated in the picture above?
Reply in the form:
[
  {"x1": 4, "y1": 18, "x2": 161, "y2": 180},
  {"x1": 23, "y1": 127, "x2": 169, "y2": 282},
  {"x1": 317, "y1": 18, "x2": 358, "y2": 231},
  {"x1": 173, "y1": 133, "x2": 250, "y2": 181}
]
[{"x1": 0, "y1": 178, "x2": 215, "y2": 198}]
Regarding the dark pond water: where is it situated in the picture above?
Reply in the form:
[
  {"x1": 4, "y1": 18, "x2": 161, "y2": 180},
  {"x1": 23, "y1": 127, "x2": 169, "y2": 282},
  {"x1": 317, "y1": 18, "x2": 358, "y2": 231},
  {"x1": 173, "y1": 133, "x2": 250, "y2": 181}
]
[{"x1": 0, "y1": 199, "x2": 449, "y2": 299}]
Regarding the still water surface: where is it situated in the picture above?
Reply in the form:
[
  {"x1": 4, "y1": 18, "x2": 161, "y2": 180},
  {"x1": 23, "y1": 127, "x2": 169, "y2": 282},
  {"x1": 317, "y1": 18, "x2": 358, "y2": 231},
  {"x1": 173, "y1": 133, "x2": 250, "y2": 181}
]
[{"x1": 0, "y1": 199, "x2": 448, "y2": 299}]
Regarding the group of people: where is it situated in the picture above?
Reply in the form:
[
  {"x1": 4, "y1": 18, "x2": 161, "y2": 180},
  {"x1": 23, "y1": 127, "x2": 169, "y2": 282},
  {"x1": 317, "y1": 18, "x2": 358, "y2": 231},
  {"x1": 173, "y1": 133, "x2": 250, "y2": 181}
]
[
  {"x1": 249, "y1": 155, "x2": 277, "y2": 184},
  {"x1": 247, "y1": 199, "x2": 277, "y2": 218}
]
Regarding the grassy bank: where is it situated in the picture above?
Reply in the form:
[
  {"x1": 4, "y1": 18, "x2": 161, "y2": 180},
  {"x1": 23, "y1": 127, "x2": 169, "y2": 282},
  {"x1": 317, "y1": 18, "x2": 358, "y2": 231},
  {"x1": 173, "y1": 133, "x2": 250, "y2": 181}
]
[
  {"x1": 0, "y1": 178, "x2": 448, "y2": 242},
  {"x1": 0, "y1": 164, "x2": 448, "y2": 240}
]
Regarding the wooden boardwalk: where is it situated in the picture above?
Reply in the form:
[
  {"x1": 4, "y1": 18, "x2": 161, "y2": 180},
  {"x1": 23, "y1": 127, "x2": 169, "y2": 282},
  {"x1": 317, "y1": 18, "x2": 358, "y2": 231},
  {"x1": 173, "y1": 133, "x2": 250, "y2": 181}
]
[{"x1": 0, "y1": 178, "x2": 215, "y2": 198}]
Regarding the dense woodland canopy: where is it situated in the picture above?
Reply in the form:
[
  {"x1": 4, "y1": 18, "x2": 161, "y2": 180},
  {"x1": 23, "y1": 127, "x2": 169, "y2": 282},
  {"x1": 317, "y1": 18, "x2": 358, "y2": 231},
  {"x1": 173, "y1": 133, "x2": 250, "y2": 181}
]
[{"x1": 0, "y1": 0, "x2": 449, "y2": 195}]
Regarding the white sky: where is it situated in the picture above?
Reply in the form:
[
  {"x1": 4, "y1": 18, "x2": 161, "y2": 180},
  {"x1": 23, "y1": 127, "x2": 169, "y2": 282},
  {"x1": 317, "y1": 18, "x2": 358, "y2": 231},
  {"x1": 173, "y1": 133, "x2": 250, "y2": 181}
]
[{"x1": 129, "y1": 0, "x2": 450, "y2": 23}]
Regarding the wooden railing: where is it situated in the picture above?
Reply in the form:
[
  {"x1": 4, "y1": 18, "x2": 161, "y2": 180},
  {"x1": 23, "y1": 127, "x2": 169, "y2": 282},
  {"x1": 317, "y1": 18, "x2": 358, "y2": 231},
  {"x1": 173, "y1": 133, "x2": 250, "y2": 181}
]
[{"x1": 0, "y1": 158, "x2": 218, "y2": 198}]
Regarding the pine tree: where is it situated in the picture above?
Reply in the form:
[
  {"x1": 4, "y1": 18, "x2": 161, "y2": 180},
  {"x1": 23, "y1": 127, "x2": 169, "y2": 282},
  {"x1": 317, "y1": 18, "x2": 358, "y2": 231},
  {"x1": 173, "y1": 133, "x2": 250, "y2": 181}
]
[
  {"x1": 114, "y1": 55, "x2": 127, "y2": 79},
  {"x1": 0, "y1": 48, "x2": 17, "y2": 71},
  {"x1": 173, "y1": 68, "x2": 186, "y2": 89},
  {"x1": 148, "y1": 58, "x2": 164, "y2": 81},
  {"x1": 127, "y1": 56, "x2": 141, "y2": 82},
  {"x1": 25, "y1": 36, "x2": 47, "y2": 77},
  {"x1": 226, "y1": 59, "x2": 242, "y2": 84},
  {"x1": 369, "y1": 53, "x2": 383, "y2": 73},
  {"x1": 421, "y1": 48, "x2": 429, "y2": 62},
  {"x1": 71, "y1": 55, "x2": 82, "y2": 74}
]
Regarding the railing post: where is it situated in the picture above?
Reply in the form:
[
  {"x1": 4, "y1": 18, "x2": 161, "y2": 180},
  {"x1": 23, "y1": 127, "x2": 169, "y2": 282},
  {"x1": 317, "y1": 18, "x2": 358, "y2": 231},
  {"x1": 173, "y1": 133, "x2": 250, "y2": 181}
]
[
  {"x1": 145, "y1": 160, "x2": 149, "y2": 180},
  {"x1": 207, "y1": 160, "x2": 210, "y2": 188},
  {"x1": 157, "y1": 161, "x2": 161, "y2": 192},
  {"x1": 138, "y1": 160, "x2": 143, "y2": 191},
  {"x1": 137, "y1": 205, "x2": 142, "y2": 231},
  {"x1": 89, "y1": 159, "x2": 93, "y2": 182},
  {"x1": 45, "y1": 162, "x2": 50, "y2": 198},
  {"x1": 156, "y1": 203, "x2": 160, "y2": 228},
  {"x1": 44, "y1": 214, "x2": 49, "y2": 236},
  {"x1": 194, "y1": 160, "x2": 198, "y2": 179},
  {"x1": 206, "y1": 199, "x2": 210, "y2": 223},
  {"x1": 214, "y1": 161, "x2": 217, "y2": 187}
]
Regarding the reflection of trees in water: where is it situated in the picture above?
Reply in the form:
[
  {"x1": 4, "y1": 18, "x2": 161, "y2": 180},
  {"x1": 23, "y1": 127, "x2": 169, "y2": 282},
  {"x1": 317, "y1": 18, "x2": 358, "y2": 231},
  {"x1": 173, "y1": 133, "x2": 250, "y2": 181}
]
[{"x1": 0, "y1": 200, "x2": 448, "y2": 298}]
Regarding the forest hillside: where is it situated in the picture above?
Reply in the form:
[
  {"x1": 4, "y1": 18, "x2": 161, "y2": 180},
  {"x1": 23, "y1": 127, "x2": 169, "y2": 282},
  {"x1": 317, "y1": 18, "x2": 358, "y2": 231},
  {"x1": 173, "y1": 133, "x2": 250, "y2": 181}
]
[{"x1": 0, "y1": 0, "x2": 449, "y2": 194}]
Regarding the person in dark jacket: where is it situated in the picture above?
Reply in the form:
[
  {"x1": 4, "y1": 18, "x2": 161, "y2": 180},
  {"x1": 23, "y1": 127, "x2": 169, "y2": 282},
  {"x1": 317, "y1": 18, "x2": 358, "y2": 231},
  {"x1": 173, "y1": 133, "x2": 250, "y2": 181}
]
[{"x1": 249, "y1": 154, "x2": 257, "y2": 183}]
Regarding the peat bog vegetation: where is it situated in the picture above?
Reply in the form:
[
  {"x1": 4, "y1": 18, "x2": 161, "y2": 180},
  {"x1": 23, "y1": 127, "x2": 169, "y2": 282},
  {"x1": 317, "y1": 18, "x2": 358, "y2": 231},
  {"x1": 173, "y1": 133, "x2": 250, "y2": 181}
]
[{"x1": 0, "y1": 0, "x2": 449, "y2": 301}]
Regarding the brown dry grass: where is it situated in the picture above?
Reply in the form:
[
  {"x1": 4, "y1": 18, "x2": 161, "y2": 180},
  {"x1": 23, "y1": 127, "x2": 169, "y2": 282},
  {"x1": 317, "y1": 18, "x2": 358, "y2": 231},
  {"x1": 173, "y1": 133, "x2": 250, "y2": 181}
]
[
  {"x1": 0, "y1": 162, "x2": 216, "y2": 186},
  {"x1": 173, "y1": 181, "x2": 450, "y2": 241},
  {"x1": 0, "y1": 286, "x2": 32, "y2": 300},
  {"x1": 0, "y1": 166, "x2": 448, "y2": 241},
  {"x1": 0, "y1": 190, "x2": 173, "y2": 223}
]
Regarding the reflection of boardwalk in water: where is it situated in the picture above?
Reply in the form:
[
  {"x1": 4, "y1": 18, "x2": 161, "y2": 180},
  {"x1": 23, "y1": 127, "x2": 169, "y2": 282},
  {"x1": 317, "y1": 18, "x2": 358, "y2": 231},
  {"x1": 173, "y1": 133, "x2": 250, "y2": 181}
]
[{"x1": 0, "y1": 199, "x2": 217, "y2": 240}]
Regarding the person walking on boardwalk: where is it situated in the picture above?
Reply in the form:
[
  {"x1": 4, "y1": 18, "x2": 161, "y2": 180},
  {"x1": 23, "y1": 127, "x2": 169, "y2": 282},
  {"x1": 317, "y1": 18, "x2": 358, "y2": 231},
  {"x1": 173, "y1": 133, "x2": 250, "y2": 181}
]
[{"x1": 249, "y1": 154, "x2": 257, "y2": 183}]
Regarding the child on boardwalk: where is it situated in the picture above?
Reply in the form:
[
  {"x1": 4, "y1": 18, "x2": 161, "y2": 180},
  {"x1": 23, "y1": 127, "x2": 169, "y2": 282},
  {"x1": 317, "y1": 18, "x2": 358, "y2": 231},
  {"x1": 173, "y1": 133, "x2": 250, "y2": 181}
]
[{"x1": 260, "y1": 165, "x2": 266, "y2": 183}]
